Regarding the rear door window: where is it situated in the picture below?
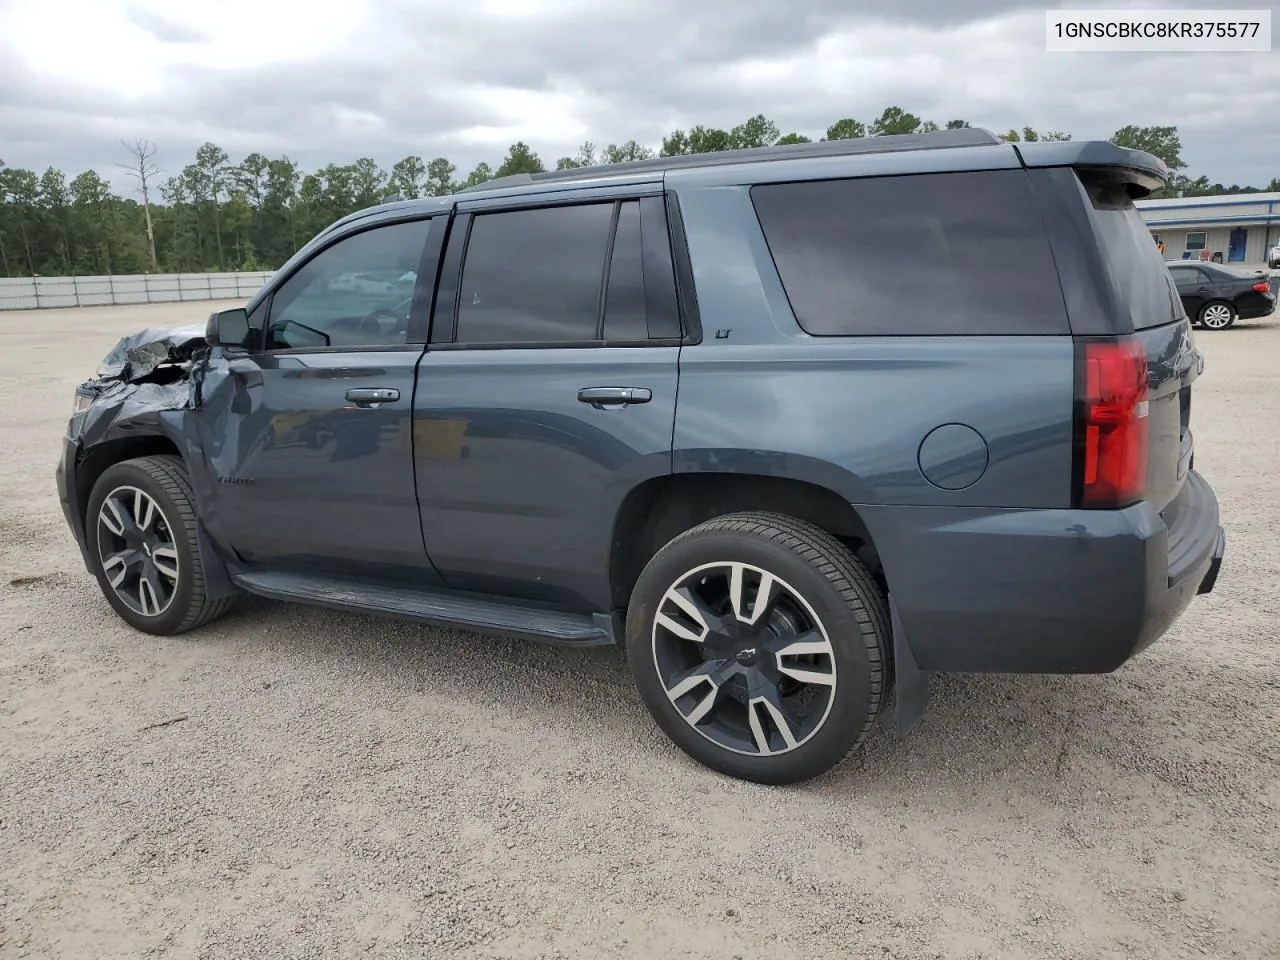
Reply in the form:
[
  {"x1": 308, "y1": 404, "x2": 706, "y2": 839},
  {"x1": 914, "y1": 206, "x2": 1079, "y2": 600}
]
[
  {"x1": 750, "y1": 170, "x2": 1070, "y2": 336},
  {"x1": 455, "y1": 203, "x2": 614, "y2": 344},
  {"x1": 437, "y1": 198, "x2": 684, "y2": 346},
  {"x1": 1169, "y1": 266, "x2": 1206, "y2": 287}
]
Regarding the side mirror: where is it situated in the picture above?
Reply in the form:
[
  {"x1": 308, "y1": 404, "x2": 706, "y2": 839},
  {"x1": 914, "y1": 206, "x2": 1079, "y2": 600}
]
[{"x1": 205, "y1": 307, "x2": 250, "y2": 348}]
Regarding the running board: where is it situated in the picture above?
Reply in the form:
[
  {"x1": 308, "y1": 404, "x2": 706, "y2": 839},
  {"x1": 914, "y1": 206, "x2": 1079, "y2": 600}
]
[{"x1": 229, "y1": 570, "x2": 616, "y2": 647}]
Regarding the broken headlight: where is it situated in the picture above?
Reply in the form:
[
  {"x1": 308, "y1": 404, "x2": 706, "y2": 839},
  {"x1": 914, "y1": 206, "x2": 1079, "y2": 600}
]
[{"x1": 72, "y1": 387, "x2": 95, "y2": 416}]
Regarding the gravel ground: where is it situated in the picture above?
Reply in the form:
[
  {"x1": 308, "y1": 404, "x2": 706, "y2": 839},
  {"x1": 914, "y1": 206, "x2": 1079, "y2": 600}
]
[{"x1": 2, "y1": 302, "x2": 1278, "y2": 960}]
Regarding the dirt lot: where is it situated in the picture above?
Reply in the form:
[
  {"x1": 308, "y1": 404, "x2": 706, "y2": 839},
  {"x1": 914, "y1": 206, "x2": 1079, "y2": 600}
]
[{"x1": 1, "y1": 302, "x2": 1278, "y2": 960}]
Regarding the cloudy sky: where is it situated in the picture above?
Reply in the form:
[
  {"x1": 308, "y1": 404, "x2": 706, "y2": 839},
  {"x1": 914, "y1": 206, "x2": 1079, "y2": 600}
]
[{"x1": 1, "y1": 0, "x2": 1277, "y2": 190}]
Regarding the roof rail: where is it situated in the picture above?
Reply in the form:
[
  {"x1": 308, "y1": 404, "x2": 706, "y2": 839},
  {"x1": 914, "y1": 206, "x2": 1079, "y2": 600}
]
[{"x1": 458, "y1": 127, "x2": 1004, "y2": 194}]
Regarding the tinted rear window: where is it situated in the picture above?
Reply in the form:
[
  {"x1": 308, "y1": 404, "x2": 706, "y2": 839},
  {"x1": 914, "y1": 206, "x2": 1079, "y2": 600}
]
[
  {"x1": 750, "y1": 170, "x2": 1069, "y2": 336},
  {"x1": 1080, "y1": 174, "x2": 1183, "y2": 330},
  {"x1": 457, "y1": 203, "x2": 614, "y2": 344}
]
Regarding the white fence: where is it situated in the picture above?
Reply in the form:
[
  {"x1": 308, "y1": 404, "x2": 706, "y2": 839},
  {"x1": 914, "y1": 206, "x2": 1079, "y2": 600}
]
[{"x1": 0, "y1": 271, "x2": 275, "y2": 311}]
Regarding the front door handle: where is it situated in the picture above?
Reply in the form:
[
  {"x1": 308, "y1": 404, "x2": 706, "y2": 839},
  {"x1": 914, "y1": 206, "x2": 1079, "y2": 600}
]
[
  {"x1": 577, "y1": 387, "x2": 652, "y2": 409},
  {"x1": 345, "y1": 387, "x2": 399, "y2": 408}
]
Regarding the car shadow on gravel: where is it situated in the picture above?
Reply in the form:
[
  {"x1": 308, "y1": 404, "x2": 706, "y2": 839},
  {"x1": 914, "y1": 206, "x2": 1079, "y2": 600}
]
[
  {"x1": 36, "y1": 578, "x2": 1237, "y2": 801},
  {"x1": 196, "y1": 594, "x2": 1157, "y2": 794}
]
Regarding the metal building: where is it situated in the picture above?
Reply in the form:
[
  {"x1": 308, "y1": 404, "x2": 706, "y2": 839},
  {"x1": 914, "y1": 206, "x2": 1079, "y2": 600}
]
[{"x1": 1137, "y1": 192, "x2": 1280, "y2": 269}]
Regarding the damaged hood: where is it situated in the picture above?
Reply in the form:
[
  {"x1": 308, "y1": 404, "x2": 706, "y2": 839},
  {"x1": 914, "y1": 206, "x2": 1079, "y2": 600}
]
[
  {"x1": 74, "y1": 324, "x2": 211, "y2": 438},
  {"x1": 96, "y1": 324, "x2": 208, "y2": 383}
]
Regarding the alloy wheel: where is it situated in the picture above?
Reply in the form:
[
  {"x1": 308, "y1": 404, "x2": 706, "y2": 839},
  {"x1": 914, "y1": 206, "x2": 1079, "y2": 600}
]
[
  {"x1": 651, "y1": 561, "x2": 837, "y2": 757},
  {"x1": 97, "y1": 485, "x2": 180, "y2": 617},
  {"x1": 1201, "y1": 303, "x2": 1234, "y2": 329}
]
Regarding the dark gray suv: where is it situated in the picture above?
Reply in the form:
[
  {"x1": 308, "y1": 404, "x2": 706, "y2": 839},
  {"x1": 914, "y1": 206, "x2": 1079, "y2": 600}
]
[{"x1": 57, "y1": 128, "x2": 1225, "y2": 784}]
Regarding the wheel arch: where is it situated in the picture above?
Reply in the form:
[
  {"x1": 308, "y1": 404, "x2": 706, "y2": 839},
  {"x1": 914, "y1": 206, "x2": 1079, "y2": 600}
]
[
  {"x1": 76, "y1": 423, "x2": 239, "y2": 607},
  {"x1": 607, "y1": 472, "x2": 883, "y2": 610},
  {"x1": 77, "y1": 434, "x2": 184, "y2": 529},
  {"x1": 75, "y1": 408, "x2": 212, "y2": 533}
]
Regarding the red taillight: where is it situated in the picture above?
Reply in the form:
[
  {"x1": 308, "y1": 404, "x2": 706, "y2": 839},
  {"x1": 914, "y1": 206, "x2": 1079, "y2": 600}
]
[
  {"x1": 1253, "y1": 280, "x2": 1270, "y2": 293},
  {"x1": 1078, "y1": 339, "x2": 1148, "y2": 508}
]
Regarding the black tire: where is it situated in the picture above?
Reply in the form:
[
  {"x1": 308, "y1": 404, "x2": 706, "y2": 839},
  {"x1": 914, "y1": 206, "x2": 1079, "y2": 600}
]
[
  {"x1": 1198, "y1": 300, "x2": 1237, "y2": 330},
  {"x1": 626, "y1": 511, "x2": 889, "y2": 784},
  {"x1": 85, "y1": 454, "x2": 236, "y2": 635}
]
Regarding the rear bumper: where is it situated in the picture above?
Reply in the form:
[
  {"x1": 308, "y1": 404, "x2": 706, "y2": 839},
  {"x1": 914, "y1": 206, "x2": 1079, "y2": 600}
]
[
  {"x1": 1238, "y1": 294, "x2": 1275, "y2": 320},
  {"x1": 863, "y1": 469, "x2": 1224, "y2": 674}
]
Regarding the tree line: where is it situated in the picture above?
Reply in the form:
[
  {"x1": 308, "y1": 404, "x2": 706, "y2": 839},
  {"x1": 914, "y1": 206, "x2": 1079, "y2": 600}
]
[{"x1": 0, "y1": 107, "x2": 1274, "y2": 278}]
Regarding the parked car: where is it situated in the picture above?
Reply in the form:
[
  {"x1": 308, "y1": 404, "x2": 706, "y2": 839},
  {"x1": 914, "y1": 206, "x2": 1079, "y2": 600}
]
[
  {"x1": 1267, "y1": 242, "x2": 1280, "y2": 270},
  {"x1": 1166, "y1": 260, "x2": 1275, "y2": 330},
  {"x1": 56, "y1": 130, "x2": 1225, "y2": 784},
  {"x1": 327, "y1": 271, "x2": 397, "y2": 295}
]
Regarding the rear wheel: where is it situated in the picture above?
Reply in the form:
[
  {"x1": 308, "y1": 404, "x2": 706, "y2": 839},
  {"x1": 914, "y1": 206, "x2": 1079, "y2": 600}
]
[
  {"x1": 86, "y1": 455, "x2": 235, "y2": 635},
  {"x1": 626, "y1": 511, "x2": 889, "y2": 784},
  {"x1": 1199, "y1": 301, "x2": 1236, "y2": 330}
]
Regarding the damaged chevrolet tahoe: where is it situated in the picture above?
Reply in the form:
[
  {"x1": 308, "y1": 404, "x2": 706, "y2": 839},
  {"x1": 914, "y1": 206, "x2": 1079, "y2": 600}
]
[{"x1": 57, "y1": 130, "x2": 1226, "y2": 784}]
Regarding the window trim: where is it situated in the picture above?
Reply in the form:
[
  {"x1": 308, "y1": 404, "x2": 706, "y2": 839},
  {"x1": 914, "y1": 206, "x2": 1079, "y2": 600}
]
[
  {"x1": 664, "y1": 192, "x2": 702, "y2": 344},
  {"x1": 596, "y1": 201, "x2": 623, "y2": 340},
  {"x1": 429, "y1": 194, "x2": 692, "y2": 350},
  {"x1": 253, "y1": 213, "x2": 437, "y2": 355},
  {"x1": 1185, "y1": 232, "x2": 1208, "y2": 251}
]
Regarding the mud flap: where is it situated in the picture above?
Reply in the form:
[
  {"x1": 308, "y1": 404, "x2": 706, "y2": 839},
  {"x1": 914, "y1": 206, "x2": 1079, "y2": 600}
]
[
  {"x1": 196, "y1": 519, "x2": 240, "y2": 604},
  {"x1": 890, "y1": 594, "x2": 930, "y2": 738}
]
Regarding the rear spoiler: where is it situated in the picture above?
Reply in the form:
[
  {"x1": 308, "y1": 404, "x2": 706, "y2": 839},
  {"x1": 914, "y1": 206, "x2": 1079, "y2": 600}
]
[{"x1": 1014, "y1": 141, "x2": 1170, "y2": 198}]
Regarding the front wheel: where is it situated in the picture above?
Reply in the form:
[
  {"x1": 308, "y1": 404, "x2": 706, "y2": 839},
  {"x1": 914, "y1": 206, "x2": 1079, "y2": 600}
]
[
  {"x1": 626, "y1": 512, "x2": 889, "y2": 784},
  {"x1": 1199, "y1": 301, "x2": 1237, "y2": 330},
  {"x1": 86, "y1": 455, "x2": 236, "y2": 635}
]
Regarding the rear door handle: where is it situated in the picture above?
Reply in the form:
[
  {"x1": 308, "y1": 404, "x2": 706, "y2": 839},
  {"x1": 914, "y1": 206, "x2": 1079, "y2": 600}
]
[
  {"x1": 345, "y1": 387, "x2": 399, "y2": 408},
  {"x1": 577, "y1": 387, "x2": 652, "y2": 408}
]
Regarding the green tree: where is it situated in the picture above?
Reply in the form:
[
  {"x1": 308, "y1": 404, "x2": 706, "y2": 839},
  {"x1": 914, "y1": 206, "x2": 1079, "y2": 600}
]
[
  {"x1": 662, "y1": 126, "x2": 732, "y2": 156},
  {"x1": 495, "y1": 142, "x2": 544, "y2": 177},
  {"x1": 264, "y1": 156, "x2": 301, "y2": 259},
  {"x1": 37, "y1": 167, "x2": 72, "y2": 273},
  {"x1": 729, "y1": 114, "x2": 779, "y2": 149},
  {"x1": 776, "y1": 133, "x2": 811, "y2": 145},
  {"x1": 70, "y1": 170, "x2": 114, "y2": 274},
  {"x1": 825, "y1": 119, "x2": 865, "y2": 141},
  {"x1": 0, "y1": 159, "x2": 10, "y2": 274},
  {"x1": 1110, "y1": 125, "x2": 1185, "y2": 170},
  {"x1": 945, "y1": 119, "x2": 971, "y2": 129},
  {"x1": 601, "y1": 141, "x2": 655, "y2": 163},
  {"x1": 388, "y1": 155, "x2": 427, "y2": 199},
  {"x1": 869, "y1": 107, "x2": 921, "y2": 137},
  {"x1": 425, "y1": 158, "x2": 456, "y2": 196},
  {"x1": 159, "y1": 171, "x2": 200, "y2": 271},
  {"x1": 920, "y1": 121, "x2": 940, "y2": 133},
  {"x1": 556, "y1": 141, "x2": 597, "y2": 170},
  {"x1": 2, "y1": 167, "x2": 41, "y2": 273},
  {"x1": 351, "y1": 157, "x2": 387, "y2": 209},
  {"x1": 462, "y1": 162, "x2": 493, "y2": 190},
  {"x1": 194, "y1": 143, "x2": 230, "y2": 270},
  {"x1": 224, "y1": 190, "x2": 256, "y2": 268},
  {"x1": 233, "y1": 152, "x2": 270, "y2": 209},
  {"x1": 660, "y1": 130, "x2": 690, "y2": 156}
]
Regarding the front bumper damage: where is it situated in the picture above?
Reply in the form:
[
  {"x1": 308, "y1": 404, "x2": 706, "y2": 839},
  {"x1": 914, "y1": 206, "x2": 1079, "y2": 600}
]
[{"x1": 56, "y1": 324, "x2": 209, "y2": 568}]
